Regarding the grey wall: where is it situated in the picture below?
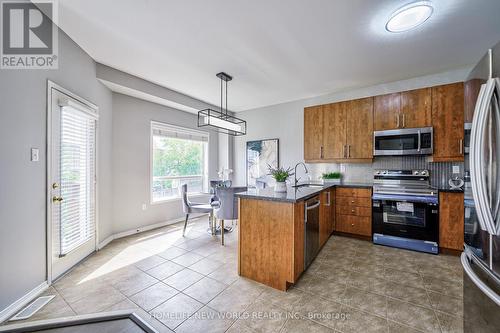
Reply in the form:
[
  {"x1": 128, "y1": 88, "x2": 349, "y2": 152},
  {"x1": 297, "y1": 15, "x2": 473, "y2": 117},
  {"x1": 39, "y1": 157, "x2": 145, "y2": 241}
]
[
  {"x1": 0, "y1": 31, "x2": 113, "y2": 311},
  {"x1": 233, "y1": 68, "x2": 471, "y2": 185},
  {"x1": 111, "y1": 93, "x2": 218, "y2": 234}
]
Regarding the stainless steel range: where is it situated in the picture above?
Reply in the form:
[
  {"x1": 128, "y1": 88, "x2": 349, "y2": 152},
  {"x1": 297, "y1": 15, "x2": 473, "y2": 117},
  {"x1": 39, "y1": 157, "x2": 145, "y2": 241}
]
[{"x1": 372, "y1": 169, "x2": 439, "y2": 254}]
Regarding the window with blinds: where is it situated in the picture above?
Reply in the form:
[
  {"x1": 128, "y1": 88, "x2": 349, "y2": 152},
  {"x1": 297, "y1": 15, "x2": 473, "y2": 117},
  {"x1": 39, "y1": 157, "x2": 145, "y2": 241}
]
[
  {"x1": 59, "y1": 106, "x2": 96, "y2": 255},
  {"x1": 151, "y1": 121, "x2": 209, "y2": 202}
]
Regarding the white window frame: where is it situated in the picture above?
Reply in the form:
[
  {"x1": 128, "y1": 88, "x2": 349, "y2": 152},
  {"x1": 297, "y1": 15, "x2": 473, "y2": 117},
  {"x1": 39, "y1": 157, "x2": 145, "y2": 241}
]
[{"x1": 150, "y1": 121, "x2": 209, "y2": 204}]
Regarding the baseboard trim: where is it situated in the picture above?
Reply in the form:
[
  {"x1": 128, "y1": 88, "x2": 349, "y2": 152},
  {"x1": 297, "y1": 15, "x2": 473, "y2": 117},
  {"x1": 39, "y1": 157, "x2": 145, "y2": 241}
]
[
  {"x1": 97, "y1": 213, "x2": 208, "y2": 250},
  {"x1": 0, "y1": 281, "x2": 49, "y2": 323}
]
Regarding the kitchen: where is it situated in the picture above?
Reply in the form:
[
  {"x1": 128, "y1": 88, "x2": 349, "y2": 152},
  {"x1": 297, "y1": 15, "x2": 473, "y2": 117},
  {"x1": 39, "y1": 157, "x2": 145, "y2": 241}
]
[
  {"x1": 235, "y1": 43, "x2": 500, "y2": 333},
  {"x1": 1, "y1": 1, "x2": 500, "y2": 333}
]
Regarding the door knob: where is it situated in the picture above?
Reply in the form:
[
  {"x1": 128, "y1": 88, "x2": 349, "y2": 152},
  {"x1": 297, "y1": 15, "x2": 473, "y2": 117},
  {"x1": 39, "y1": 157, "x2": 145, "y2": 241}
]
[{"x1": 52, "y1": 196, "x2": 64, "y2": 203}]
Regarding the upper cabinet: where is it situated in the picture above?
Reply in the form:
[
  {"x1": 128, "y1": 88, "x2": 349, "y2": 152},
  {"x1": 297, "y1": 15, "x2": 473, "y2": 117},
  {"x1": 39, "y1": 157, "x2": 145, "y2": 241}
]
[
  {"x1": 304, "y1": 83, "x2": 464, "y2": 163},
  {"x1": 374, "y1": 93, "x2": 400, "y2": 130},
  {"x1": 401, "y1": 88, "x2": 432, "y2": 128},
  {"x1": 323, "y1": 102, "x2": 347, "y2": 159},
  {"x1": 304, "y1": 105, "x2": 324, "y2": 161},
  {"x1": 374, "y1": 88, "x2": 431, "y2": 131},
  {"x1": 431, "y1": 82, "x2": 465, "y2": 162},
  {"x1": 346, "y1": 98, "x2": 373, "y2": 160},
  {"x1": 464, "y1": 79, "x2": 484, "y2": 123},
  {"x1": 304, "y1": 98, "x2": 373, "y2": 163}
]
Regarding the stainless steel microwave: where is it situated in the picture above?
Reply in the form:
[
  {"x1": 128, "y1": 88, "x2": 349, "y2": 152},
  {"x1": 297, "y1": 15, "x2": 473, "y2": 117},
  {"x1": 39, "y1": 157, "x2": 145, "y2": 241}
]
[{"x1": 373, "y1": 127, "x2": 433, "y2": 156}]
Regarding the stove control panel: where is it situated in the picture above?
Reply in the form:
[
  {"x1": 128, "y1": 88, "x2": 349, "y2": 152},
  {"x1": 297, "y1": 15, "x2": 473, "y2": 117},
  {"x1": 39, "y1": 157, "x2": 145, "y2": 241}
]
[{"x1": 374, "y1": 169, "x2": 429, "y2": 177}]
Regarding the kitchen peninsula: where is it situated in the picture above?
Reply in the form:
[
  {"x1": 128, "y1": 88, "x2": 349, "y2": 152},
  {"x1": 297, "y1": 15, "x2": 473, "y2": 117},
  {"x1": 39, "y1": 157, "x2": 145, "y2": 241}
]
[{"x1": 236, "y1": 182, "x2": 372, "y2": 291}]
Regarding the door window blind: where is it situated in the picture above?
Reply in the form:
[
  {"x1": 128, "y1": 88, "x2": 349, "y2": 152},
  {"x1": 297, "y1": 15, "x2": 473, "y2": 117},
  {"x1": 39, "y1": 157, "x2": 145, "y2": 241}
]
[{"x1": 59, "y1": 106, "x2": 96, "y2": 255}]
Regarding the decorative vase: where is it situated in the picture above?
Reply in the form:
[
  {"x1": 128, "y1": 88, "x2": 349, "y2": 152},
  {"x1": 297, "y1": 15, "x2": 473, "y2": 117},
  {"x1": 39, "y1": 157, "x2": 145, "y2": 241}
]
[{"x1": 274, "y1": 181, "x2": 287, "y2": 192}]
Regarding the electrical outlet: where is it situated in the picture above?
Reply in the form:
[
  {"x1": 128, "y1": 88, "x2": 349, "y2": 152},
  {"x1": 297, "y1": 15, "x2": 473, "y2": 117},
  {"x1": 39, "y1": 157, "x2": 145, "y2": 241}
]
[
  {"x1": 31, "y1": 148, "x2": 39, "y2": 162},
  {"x1": 142, "y1": 203, "x2": 147, "y2": 211},
  {"x1": 452, "y1": 165, "x2": 460, "y2": 174}
]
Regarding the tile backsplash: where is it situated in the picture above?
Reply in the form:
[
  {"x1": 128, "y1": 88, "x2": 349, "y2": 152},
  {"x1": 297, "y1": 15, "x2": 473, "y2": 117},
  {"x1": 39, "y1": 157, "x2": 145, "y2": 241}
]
[{"x1": 308, "y1": 156, "x2": 464, "y2": 189}]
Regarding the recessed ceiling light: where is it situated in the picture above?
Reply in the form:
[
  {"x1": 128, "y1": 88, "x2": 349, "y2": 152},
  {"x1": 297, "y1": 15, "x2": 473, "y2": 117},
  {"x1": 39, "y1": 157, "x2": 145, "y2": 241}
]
[{"x1": 386, "y1": 1, "x2": 434, "y2": 33}]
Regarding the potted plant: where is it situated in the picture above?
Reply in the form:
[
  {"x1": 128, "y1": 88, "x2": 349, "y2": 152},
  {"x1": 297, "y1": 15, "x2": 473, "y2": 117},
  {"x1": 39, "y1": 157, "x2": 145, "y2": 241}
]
[
  {"x1": 322, "y1": 171, "x2": 342, "y2": 184},
  {"x1": 268, "y1": 165, "x2": 294, "y2": 192}
]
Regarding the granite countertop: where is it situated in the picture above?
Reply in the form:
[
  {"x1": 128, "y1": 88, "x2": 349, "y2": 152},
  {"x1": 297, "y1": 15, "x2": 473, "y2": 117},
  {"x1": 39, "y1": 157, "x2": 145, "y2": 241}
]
[
  {"x1": 236, "y1": 181, "x2": 373, "y2": 203},
  {"x1": 437, "y1": 187, "x2": 464, "y2": 193}
]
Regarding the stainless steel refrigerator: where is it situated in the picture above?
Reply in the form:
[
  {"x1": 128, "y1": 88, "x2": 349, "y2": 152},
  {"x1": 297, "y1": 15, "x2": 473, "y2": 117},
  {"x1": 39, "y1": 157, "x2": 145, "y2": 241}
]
[{"x1": 463, "y1": 41, "x2": 500, "y2": 332}]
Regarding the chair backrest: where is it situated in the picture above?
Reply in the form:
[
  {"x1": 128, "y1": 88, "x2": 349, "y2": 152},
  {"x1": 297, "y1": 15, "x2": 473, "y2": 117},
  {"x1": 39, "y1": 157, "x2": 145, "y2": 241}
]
[
  {"x1": 180, "y1": 184, "x2": 190, "y2": 213},
  {"x1": 214, "y1": 186, "x2": 247, "y2": 220}
]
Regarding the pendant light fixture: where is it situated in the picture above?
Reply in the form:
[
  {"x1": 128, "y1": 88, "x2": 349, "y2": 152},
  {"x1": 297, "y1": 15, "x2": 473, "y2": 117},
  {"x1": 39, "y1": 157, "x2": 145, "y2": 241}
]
[{"x1": 198, "y1": 72, "x2": 246, "y2": 136}]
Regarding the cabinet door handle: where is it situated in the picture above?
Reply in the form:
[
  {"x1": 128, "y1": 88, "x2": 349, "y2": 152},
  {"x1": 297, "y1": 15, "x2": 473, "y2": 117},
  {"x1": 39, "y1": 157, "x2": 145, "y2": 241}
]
[
  {"x1": 459, "y1": 139, "x2": 463, "y2": 155},
  {"x1": 326, "y1": 192, "x2": 331, "y2": 206},
  {"x1": 348, "y1": 145, "x2": 351, "y2": 158},
  {"x1": 343, "y1": 145, "x2": 347, "y2": 158},
  {"x1": 402, "y1": 113, "x2": 406, "y2": 128},
  {"x1": 396, "y1": 114, "x2": 400, "y2": 128}
]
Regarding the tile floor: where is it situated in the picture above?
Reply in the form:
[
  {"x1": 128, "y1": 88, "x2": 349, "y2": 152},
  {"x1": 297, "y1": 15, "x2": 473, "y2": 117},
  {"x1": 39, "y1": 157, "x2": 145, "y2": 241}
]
[{"x1": 6, "y1": 216, "x2": 464, "y2": 333}]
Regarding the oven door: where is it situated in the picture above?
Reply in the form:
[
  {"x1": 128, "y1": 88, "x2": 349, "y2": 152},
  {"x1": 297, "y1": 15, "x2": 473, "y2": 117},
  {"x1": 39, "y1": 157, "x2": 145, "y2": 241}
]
[
  {"x1": 372, "y1": 196, "x2": 439, "y2": 242},
  {"x1": 373, "y1": 127, "x2": 433, "y2": 156}
]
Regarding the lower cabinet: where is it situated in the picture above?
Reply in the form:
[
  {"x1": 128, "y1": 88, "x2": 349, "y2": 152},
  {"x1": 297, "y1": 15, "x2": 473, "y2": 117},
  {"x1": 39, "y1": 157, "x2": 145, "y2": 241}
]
[
  {"x1": 320, "y1": 188, "x2": 335, "y2": 247},
  {"x1": 439, "y1": 192, "x2": 464, "y2": 251},
  {"x1": 335, "y1": 187, "x2": 372, "y2": 237}
]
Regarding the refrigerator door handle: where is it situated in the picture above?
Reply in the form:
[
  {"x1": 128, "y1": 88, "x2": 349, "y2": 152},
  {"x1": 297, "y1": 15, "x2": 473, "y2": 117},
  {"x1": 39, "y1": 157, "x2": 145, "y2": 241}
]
[
  {"x1": 470, "y1": 82, "x2": 491, "y2": 233},
  {"x1": 471, "y1": 78, "x2": 500, "y2": 235},
  {"x1": 461, "y1": 252, "x2": 500, "y2": 307}
]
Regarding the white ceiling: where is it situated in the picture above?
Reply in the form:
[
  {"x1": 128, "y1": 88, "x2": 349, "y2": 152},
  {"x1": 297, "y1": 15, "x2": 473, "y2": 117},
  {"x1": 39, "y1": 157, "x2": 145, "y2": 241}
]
[{"x1": 58, "y1": 0, "x2": 500, "y2": 112}]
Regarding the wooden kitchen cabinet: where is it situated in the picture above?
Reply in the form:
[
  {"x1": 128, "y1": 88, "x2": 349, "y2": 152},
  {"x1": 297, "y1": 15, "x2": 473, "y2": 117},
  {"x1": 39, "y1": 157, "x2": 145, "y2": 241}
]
[
  {"x1": 323, "y1": 102, "x2": 347, "y2": 159},
  {"x1": 400, "y1": 88, "x2": 432, "y2": 128},
  {"x1": 374, "y1": 88, "x2": 431, "y2": 131},
  {"x1": 439, "y1": 192, "x2": 464, "y2": 251},
  {"x1": 336, "y1": 215, "x2": 372, "y2": 237},
  {"x1": 335, "y1": 187, "x2": 372, "y2": 238},
  {"x1": 238, "y1": 198, "x2": 305, "y2": 290},
  {"x1": 304, "y1": 98, "x2": 373, "y2": 163},
  {"x1": 304, "y1": 105, "x2": 324, "y2": 161},
  {"x1": 320, "y1": 188, "x2": 334, "y2": 247},
  {"x1": 464, "y1": 79, "x2": 483, "y2": 123},
  {"x1": 431, "y1": 82, "x2": 465, "y2": 162},
  {"x1": 346, "y1": 98, "x2": 374, "y2": 160},
  {"x1": 374, "y1": 93, "x2": 400, "y2": 131}
]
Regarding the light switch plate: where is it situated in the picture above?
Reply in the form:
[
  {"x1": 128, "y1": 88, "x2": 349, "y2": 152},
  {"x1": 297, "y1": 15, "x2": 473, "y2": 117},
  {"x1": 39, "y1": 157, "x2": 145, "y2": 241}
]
[
  {"x1": 31, "y1": 148, "x2": 39, "y2": 162},
  {"x1": 142, "y1": 203, "x2": 147, "y2": 211},
  {"x1": 452, "y1": 165, "x2": 460, "y2": 174}
]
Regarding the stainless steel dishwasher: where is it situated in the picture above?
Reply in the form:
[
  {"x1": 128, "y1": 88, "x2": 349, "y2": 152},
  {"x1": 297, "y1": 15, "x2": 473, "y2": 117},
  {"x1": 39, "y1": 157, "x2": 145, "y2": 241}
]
[{"x1": 304, "y1": 195, "x2": 321, "y2": 268}]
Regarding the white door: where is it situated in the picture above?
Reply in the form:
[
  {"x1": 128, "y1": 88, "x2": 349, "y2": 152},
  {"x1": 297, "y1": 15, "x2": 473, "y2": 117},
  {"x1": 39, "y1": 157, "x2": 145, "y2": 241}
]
[{"x1": 49, "y1": 84, "x2": 98, "y2": 280}]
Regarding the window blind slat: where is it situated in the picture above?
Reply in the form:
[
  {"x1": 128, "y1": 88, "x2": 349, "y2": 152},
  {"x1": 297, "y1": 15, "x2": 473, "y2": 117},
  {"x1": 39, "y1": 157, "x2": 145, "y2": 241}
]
[{"x1": 151, "y1": 122, "x2": 208, "y2": 142}]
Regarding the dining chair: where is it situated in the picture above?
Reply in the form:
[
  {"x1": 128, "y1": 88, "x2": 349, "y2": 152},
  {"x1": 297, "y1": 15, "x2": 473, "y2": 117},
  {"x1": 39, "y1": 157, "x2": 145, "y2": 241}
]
[
  {"x1": 213, "y1": 186, "x2": 247, "y2": 245},
  {"x1": 180, "y1": 184, "x2": 216, "y2": 236}
]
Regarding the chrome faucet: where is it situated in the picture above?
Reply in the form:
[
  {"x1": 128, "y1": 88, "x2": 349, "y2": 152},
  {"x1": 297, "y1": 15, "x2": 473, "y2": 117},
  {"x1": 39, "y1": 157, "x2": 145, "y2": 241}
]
[{"x1": 294, "y1": 162, "x2": 309, "y2": 187}]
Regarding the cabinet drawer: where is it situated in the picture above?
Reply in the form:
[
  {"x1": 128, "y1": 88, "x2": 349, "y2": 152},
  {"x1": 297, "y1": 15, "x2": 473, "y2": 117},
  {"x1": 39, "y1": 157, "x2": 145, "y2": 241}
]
[
  {"x1": 336, "y1": 214, "x2": 372, "y2": 236},
  {"x1": 336, "y1": 187, "x2": 371, "y2": 198},
  {"x1": 336, "y1": 205, "x2": 371, "y2": 217},
  {"x1": 336, "y1": 196, "x2": 371, "y2": 208}
]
